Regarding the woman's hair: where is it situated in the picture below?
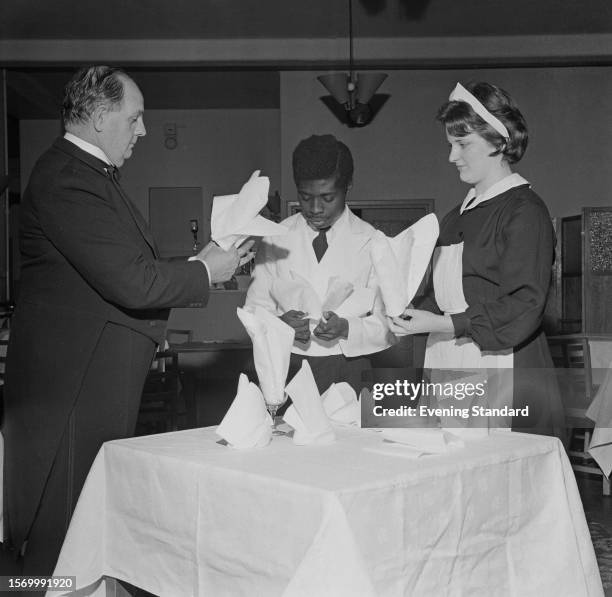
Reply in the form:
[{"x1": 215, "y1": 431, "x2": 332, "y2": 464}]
[
  {"x1": 292, "y1": 134, "x2": 354, "y2": 190},
  {"x1": 437, "y1": 82, "x2": 529, "y2": 164},
  {"x1": 61, "y1": 65, "x2": 127, "y2": 128}
]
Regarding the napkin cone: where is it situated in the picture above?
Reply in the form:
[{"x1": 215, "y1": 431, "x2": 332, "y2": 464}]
[
  {"x1": 371, "y1": 213, "x2": 439, "y2": 317},
  {"x1": 216, "y1": 373, "x2": 272, "y2": 449},
  {"x1": 283, "y1": 360, "x2": 335, "y2": 445},
  {"x1": 270, "y1": 271, "x2": 372, "y2": 322},
  {"x1": 271, "y1": 272, "x2": 321, "y2": 320},
  {"x1": 236, "y1": 306, "x2": 294, "y2": 407},
  {"x1": 322, "y1": 382, "x2": 361, "y2": 426},
  {"x1": 211, "y1": 170, "x2": 288, "y2": 250}
]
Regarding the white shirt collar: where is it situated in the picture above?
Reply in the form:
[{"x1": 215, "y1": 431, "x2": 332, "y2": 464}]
[
  {"x1": 302, "y1": 205, "x2": 350, "y2": 242},
  {"x1": 460, "y1": 173, "x2": 530, "y2": 214},
  {"x1": 64, "y1": 132, "x2": 114, "y2": 166}
]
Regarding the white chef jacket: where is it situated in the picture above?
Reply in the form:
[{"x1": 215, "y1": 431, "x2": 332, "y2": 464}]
[{"x1": 245, "y1": 207, "x2": 395, "y2": 357}]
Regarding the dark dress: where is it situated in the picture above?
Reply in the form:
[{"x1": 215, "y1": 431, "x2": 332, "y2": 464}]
[{"x1": 424, "y1": 182, "x2": 565, "y2": 437}]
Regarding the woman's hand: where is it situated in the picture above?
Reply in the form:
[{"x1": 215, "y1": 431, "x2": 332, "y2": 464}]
[{"x1": 388, "y1": 309, "x2": 454, "y2": 336}]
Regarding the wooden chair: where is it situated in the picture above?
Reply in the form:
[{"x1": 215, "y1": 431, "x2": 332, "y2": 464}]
[
  {"x1": 136, "y1": 349, "x2": 181, "y2": 436},
  {"x1": 548, "y1": 335, "x2": 610, "y2": 494}
]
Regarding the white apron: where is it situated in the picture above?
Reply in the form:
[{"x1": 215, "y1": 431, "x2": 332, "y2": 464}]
[{"x1": 425, "y1": 242, "x2": 513, "y2": 430}]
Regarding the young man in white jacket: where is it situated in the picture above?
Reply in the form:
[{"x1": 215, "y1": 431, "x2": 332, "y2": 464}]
[{"x1": 245, "y1": 134, "x2": 395, "y2": 394}]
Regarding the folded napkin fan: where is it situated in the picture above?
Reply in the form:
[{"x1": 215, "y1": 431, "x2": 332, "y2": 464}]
[
  {"x1": 271, "y1": 272, "x2": 374, "y2": 322},
  {"x1": 216, "y1": 373, "x2": 272, "y2": 449},
  {"x1": 236, "y1": 306, "x2": 295, "y2": 407},
  {"x1": 283, "y1": 360, "x2": 335, "y2": 445},
  {"x1": 370, "y1": 213, "x2": 440, "y2": 317},
  {"x1": 322, "y1": 382, "x2": 361, "y2": 426},
  {"x1": 211, "y1": 170, "x2": 288, "y2": 251}
]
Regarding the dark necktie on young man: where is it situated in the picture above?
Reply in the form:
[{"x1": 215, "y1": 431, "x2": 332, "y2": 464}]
[{"x1": 312, "y1": 228, "x2": 329, "y2": 262}]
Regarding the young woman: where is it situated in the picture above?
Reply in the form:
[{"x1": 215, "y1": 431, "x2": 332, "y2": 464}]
[{"x1": 390, "y1": 81, "x2": 564, "y2": 437}]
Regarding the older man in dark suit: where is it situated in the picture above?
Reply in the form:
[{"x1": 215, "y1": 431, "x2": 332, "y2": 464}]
[{"x1": 2, "y1": 65, "x2": 252, "y2": 576}]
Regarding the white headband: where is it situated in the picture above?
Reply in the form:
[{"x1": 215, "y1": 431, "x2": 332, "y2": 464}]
[{"x1": 448, "y1": 83, "x2": 509, "y2": 140}]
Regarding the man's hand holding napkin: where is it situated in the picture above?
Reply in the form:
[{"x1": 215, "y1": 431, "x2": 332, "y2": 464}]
[
  {"x1": 211, "y1": 170, "x2": 288, "y2": 256},
  {"x1": 370, "y1": 213, "x2": 439, "y2": 317},
  {"x1": 283, "y1": 360, "x2": 335, "y2": 445},
  {"x1": 236, "y1": 306, "x2": 295, "y2": 407},
  {"x1": 216, "y1": 374, "x2": 272, "y2": 449}
]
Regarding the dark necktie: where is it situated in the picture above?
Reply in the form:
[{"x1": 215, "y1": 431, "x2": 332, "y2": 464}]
[
  {"x1": 312, "y1": 228, "x2": 329, "y2": 262},
  {"x1": 105, "y1": 165, "x2": 121, "y2": 182}
]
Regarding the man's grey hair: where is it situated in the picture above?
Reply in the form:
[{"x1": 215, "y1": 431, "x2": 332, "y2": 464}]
[{"x1": 61, "y1": 65, "x2": 128, "y2": 127}]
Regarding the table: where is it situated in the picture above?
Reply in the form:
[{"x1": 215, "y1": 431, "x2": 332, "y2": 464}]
[
  {"x1": 51, "y1": 427, "x2": 602, "y2": 597},
  {"x1": 588, "y1": 362, "x2": 612, "y2": 475}
]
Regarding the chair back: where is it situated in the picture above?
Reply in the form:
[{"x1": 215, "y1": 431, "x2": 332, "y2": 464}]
[
  {"x1": 548, "y1": 335, "x2": 594, "y2": 422},
  {"x1": 137, "y1": 349, "x2": 181, "y2": 435}
]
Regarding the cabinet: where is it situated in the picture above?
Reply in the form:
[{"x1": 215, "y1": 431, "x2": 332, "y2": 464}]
[{"x1": 547, "y1": 207, "x2": 612, "y2": 334}]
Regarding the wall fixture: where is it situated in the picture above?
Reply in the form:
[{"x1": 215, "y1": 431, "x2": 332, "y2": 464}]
[
  {"x1": 190, "y1": 219, "x2": 200, "y2": 253},
  {"x1": 164, "y1": 122, "x2": 178, "y2": 150},
  {"x1": 317, "y1": 0, "x2": 388, "y2": 127}
]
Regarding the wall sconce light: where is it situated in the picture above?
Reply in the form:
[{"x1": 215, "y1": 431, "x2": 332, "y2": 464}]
[{"x1": 317, "y1": 0, "x2": 388, "y2": 127}]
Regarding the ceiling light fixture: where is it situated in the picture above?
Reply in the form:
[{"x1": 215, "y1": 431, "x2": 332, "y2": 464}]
[{"x1": 317, "y1": 0, "x2": 388, "y2": 127}]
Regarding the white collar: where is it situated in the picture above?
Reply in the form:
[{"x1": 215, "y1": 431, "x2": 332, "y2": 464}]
[
  {"x1": 64, "y1": 132, "x2": 114, "y2": 166},
  {"x1": 302, "y1": 205, "x2": 350, "y2": 241},
  {"x1": 460, "y1": 173, "x2": 529, "y2": 214}
]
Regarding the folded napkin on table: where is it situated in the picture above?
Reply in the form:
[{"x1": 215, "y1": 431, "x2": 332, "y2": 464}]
[
  {"x1": 370, "y1": 213, "x2": 439, "y2": 317},
  {"x1": 283, "y1": 360, "x2": 335, "y2": 445},
  {"x1": 216, "y1": 373, "x2": 272, "y2": 448},
  {"x1": 236, "y1": 306, "x2": 295, "y2": 408},
  {"x1": 211, "y1": 170, "x2": 288, "y2": 251},
  {"x1": 271, "y1": 272, "x2": 374, "y2": 322},
  {"x1": 322, "y1": 382, "x2": 360, "y2": 426},
  {"x1": 363, "y1": 428, "x2": 464, "y2": 458}
]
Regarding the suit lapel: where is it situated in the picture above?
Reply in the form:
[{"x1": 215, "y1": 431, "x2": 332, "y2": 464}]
[
  {"x1": 54, "y1": 138, "x2": 159, "y2": 257},
  {"x1": 107, "y1": 172, "x2": 160, "y2": 257}
]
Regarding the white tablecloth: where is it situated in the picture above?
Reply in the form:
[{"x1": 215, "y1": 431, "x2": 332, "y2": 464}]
[
  {"x1": 51, "y1": 427, "x2": 602, "y2": 597},
  {"x1": 588, "y1": 361, "x2": 612, "y2": 475}
]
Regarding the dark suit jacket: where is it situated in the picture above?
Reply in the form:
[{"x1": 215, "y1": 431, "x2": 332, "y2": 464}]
[{"x1": 3, "y1": 137, "x2": 209, "y2": 550}]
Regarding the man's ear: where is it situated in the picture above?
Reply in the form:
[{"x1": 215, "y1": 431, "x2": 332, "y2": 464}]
[{"x1": 92, "y1": 105, "x2": 107, "y2": 132}]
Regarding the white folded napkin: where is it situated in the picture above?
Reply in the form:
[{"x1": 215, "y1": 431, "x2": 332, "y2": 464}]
[
  {"x1": 216, "y1": 373, "x2": 272, "y2": 449},
  {"x1": 211, "y1": 170, "x2": 288, "y2": 251},
  {"x1": 283, "y1": 360, "x2": 335, "y2": 445},
  {"x1": 370, "y1": 213, "x2": 440, "y2": 317},
  {"x1": 236, "y1": 306, "x2": 295, "y2": 407},
  {"x1": 271, "y1": 273, "x2": 322, "y2": 319},
  {"x1": 380, "y1": 428, "x2": 464, "y2": 454},
  {"x1": 322, "y1": 382, "x2": 361, "y2": 426},
  {"x1": 271, "y1": 271, "x2": 373, "y2": 322}
]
